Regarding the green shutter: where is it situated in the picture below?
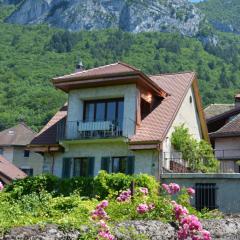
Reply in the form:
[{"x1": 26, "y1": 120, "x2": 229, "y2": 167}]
[
  {"x1": 88, "y1": 157, "x2": 95, "y2": 176},
  {"x1": 62, "y1": 158, "x2": 72, "y2": 178},
  {"x1": 101, "y1": 157, "x2": 110, "y2": 173},
  {"x1": 127, "y1": 156, "x2": 135, "y2": 175}
]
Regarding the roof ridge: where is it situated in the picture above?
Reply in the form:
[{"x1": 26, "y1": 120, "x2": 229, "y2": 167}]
[
  {"x1": 117, "y1": 61, "x2": 141, "y2": 72},
  {"x1": 148, "y1": 71, "x2": 196, "y2": 77}
]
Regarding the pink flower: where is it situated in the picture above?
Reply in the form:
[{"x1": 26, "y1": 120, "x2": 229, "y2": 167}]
[
  {"x1": 162, "y1": 183, "x2": 180, "y2": 195},
  {"x1": 139, "y1": 187, "x2": 149, "y2": 195},
  {"x1": 148, "y1": 203, "x2": 155, "y2": 211},
  {"x1": 181, "y1": 215, "x2": 202, "y2": 231},
  {"x1": 201, "y1": 230, "x2": 211, "y2": 240},
  {"x1": 117, "y1": 189, "x2": 131, "y2": 202},
  {"x1": 136, "y1": 203, "x2": 149, "y2": 214},
  {"x1": 173, "y1": 202, "x2": 189, "y2": 220},
  {"x1": 187, "y1": 187, "x2": 195, "y2": 196},
  {"x1": 97, "y1": 200, "x2": 109, "y2": 209},
  {"x1": 98, "y1": 230, "x2": 115, "y2": 240},
  {"x1": 0, "y1": 181, "x2": 3, "y2": 191}
]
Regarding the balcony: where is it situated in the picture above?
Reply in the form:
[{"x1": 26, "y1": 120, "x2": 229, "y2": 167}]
[
  {"x1": 214, "y1": 149, "x2": 240, "y2": 160},
  {"x1": 57, "y1": 119, "x2": 134, "y2": 141}
]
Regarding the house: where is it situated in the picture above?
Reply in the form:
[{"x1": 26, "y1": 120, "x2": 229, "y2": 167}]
[
  {"x1": 205, "y1": 95, "x2": 240, "y2": 173},
  {"x1": 0, "y1": 123, "x2": 44, "y2": 176},
  {"x1": 29, "y1": 62, "x2": 208, "y2": 179},
  {"x1": 0, "y1": 155, "x2": 26, "y2": 184}
]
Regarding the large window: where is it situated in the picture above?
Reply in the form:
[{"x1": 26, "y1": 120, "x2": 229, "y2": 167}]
[
  {"x1": 101, "y1": 156, "x2": 135, "y2": 175},
  {"x1": 84, "y1": 98, "x2": 124, "y2": 124},
  {"x1": 73, "y1": 157, "x2": 95, "y2": 177}
]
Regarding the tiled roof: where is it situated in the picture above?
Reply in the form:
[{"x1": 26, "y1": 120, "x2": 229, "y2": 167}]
[
  {"x1": 53, "y1": 62, "x2": 138, "y2": 81},
  {"x1": 0, "y1": 123, "x2": 36, "y2": 146},
  {"x1": 0, "y1": 155, "x2": 26, "y2": 182},
  {"x1": 204, "y1": 104, "x2": 235, "y2": 120},
  {"x1": 30, "y1": 105, "x2": 67, "y2": 145},
  {"x1": 210, "y1": 114, "x2": 240, "y2": 138},
  {"x1": 130, "y1": 72, "x2": 195, "y2": 143}
]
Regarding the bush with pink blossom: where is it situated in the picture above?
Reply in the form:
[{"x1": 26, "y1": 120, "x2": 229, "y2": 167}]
[{"x1": 0, "y1": 181, "x2": 3, "y2": 191}]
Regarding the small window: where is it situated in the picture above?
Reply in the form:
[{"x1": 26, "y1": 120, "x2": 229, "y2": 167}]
[
  {"x1": 24, "y1": 150, "x2": 30, "y2": 157},
  {"x1": 21, "y1": 168, "x2": 33, "y2": 176},
  {"x1": 112, "y1": 157, "x2": 128, "y2": 173},
  {"x1": 195, "y1": 183, "x2": 217, "y2": 211},
  {"x1": 0, "y1": 148, "x2": 3, "y2": 155}
]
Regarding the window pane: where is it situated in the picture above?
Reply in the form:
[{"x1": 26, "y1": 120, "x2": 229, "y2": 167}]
[
  {"x1": 112, "y1": 157, "x2": 120, "y2": 173},
  {"x1": 117, "y1": 101, "x2": 124, "y2": 128},
  {"x1": 74, "y1": 158, "x2": 81, "y2": 177},
  {"x1": 96, "y1": 102, "x2": 105, "y2": 121},
  {"x1": 119, "y1": 157, "x2": 127, "y2": 173},
  {"x1": 80, "y1": 158, "x2": 89, "y2": 177},
  {"x1": 107, "y1": 102, "x2": 116, "y2": 121},
  {"x1": 85, "y1": 103, "x2": 94, "y2": 122}
]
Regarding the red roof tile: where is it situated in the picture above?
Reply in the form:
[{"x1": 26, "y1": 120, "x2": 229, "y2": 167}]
[
  {"x1": 210, "y1": 114, "x2": 240, "y2": 138},
  {"x1": 130, "y1": 72, "x2": 195, "y2": 143},
  {"x1": 0, "y1": 155, "x2": 26, "y2": 182},
  {"x1": 30, "y1": 105, "x2": 67, "y2": 145},
  {"x1": 0, "y1": 123, "x2": 36, "y2": 146}
]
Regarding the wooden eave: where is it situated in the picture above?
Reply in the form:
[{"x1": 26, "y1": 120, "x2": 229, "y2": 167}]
[
  {"x1": 28, "y1": 144, "x2": 63, "y2": 153},
  {"x1": 52, "y1": 72, "x2": 168, "y2": 98}
]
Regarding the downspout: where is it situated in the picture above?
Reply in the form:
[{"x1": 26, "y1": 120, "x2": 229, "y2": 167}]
[
  {"x1": 48, "y1": 146, "x2": 55, "y2": 175},
  {"x1": 157, "y1": 143, "x2": 163, "y2": 182}
]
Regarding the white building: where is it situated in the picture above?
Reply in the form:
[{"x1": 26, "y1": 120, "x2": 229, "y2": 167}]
[{"x1": 30, "y1": 62, "x2": 208, "y2": 179}]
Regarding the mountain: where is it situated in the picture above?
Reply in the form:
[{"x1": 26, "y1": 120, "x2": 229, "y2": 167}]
[
  {"x1": 0, "y1": 1, "x2": 240, "y2": 131},
  {"x1": 3, "y1": 0, "x2": 202, "y2": 36},
  {"x1": 198, "y1": 0, "x2": 240, "y2": 34}
]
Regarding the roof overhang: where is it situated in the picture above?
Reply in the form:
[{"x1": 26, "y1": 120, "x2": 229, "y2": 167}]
[
  {"x1": 52, "y1": 71, "x2": 168, "y2": 97},
  {"x1": 28, "y1": 144, "x2": 63, "y2": 153}
]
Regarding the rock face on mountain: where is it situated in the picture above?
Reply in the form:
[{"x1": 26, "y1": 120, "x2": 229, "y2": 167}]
[{"x1": 4, "y1": 0, "x2": 203, "y2": 36}]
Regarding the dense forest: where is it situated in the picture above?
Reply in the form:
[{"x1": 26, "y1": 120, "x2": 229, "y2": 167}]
[{"x1": 1, "y1": 3, "x2": 240, "y2": 131}]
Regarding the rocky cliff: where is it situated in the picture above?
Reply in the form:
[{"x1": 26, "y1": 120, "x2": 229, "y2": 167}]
[{"x1": 3, "y1": 0, "x2": 203, "y2": 36}]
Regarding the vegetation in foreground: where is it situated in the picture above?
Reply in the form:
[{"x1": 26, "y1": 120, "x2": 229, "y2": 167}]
[{"x1": 0, "y1": 172, "x2": 221, "y2": 239}]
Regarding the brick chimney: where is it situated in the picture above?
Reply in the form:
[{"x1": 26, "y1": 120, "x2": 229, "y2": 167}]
[{"x1": 235, "y1": 94, "x2": 240, "y2": 108}]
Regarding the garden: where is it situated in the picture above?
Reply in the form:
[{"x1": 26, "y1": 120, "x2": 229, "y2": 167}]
[{"x1": 0, "y1": 171, "x2": 220, "y2": 240}]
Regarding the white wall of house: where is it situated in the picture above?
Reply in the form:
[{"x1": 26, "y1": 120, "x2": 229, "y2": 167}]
[
  {"x1": 214, "y1": 137, "x2": 240, "y2": 173},
  {"x1": 43, "y1": 141, "x2": 158, "y2": 178},
  {"x1": 2, "y1": 146, "x2": 14, "y2": 162},
  {"x1": 66, "y1": 84, "x2": 138, "y2": 139},
  {"x1": 162, "y1": 86, "x2": 203, "y2": 169},
  {"x1": 12, "y1": 147, "x2": 44, "y2": 176}
]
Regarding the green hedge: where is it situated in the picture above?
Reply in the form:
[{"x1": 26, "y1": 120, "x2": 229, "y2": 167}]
[{"x1": 5, "y1": 171, "x2": 159, "y2": 199}]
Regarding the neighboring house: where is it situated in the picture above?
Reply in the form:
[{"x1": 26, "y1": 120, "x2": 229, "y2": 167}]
[
  {"x1": 30, "y1": 62, "x2": 208, "y2": 179},
  {"x1": 205, "y1": 95, "x2": 240, "y2": 173},
  {"x1": 0, "y1": 123, "x2": 44, "y2": 176},
  {"x1": 0, "y1": 155, "x2": 26, "y2": 184}
]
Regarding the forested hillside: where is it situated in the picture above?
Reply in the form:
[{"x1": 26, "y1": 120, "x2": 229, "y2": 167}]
[
  {"x1": 198, "y1": 0, "x2": 240, "y2": 34},
  {"x1": 1, "y1": 3, "x2": 240, "y2": 131}
]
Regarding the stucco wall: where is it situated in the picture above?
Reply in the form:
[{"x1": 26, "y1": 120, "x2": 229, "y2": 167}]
[
  {"x1": 12, "y1": 147, "x2": 44, "y2": 176},
  {"x1": 2, "y1": 147, "x2": 14, "y2": 162},
  {"x1": 162, "y1": 86, "x2": 202, "y2": 169},
  {"x1": 162, "y1": 173, "x2": 240, "y2": 213},
  {"x1": 43, "y1": 141, "x2": 158, "y2": 178},
  {"x1": 66, "y1": 84, "x2": 138, "y2": 139}
]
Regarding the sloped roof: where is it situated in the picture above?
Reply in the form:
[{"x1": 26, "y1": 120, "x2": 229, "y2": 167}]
[
  {"x1": 204, "y1": 104, "x2": 235, "y2": 120},
  {"x1": 52, "y1": 62, "x2": 167, "y2": 96},
  {"x1": 130, "y1": 72, "x2": 196, "y2": 143},
  {"x1": 0, "y1": 123, "x2": 36, "y2": 146},
  {"x1": 30, "y1": 105, "x2": 67, "y2": 145},
  {"x1": 0, "y1": 155, "x2": 26, "y2": 183},
  {"x1": 210, "y1": 114, "x2": 240, "y2": 138}
]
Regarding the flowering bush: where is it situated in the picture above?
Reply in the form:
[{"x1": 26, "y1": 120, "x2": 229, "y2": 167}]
[
  {"x1": 0, "y1": 181, "x2": 3, "y2": 191},
  {"x1": 162, "y1": 183, "x2": 180, "y2": 195},
  {"x1": 116, "y1": 189, "x2": 131, "y2": 202},
  {"x1": 187, "y1": 187, "x2": 195, "y2": 197}
]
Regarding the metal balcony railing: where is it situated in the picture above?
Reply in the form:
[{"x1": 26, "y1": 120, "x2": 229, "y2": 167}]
[
  {"x1": 57, "y1": 119, "x2": 134, "y2": 141},
  {"x1": 214, "y1": 149, "x2": 240, "y2": 160}
]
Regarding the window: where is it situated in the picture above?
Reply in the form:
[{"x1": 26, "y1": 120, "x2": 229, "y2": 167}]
[
  {"x1": 21, "y1": 168, "x2": 33, "y2": 176},
  {"x1": 84, "y1": 98, "x2": 124, "y2": 125},
  {"x1": 73, "y1": 157, "x2": 95, "y2": 177},
  {"x1": 101, "y1": 156, "x2": 135, "y2": 175},
  {"x1": 62, "y1": 158, "x2": 72, "y2": 179},
  {"x1": 24, "y1": 150, "x2": 30, "y2": 157},
  {"x1": 195, "y1": 183, "x2": 217, "y2": 211},
  {"x1": 0, "y1": 148, "x2": 3, "y2": 155}
]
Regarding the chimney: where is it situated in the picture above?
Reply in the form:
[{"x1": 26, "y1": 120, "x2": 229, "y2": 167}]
[
  {"x1": 75, "y1": 60, "x2": 85, "y2": 72},
  {"x1": 235, "y1": 94, "x2": 240, "y2": 108}
]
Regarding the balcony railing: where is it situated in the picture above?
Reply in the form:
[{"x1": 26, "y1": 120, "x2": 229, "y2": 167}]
[
  {"x1": 57, "y1": 119, "x2": 134, "y2": 141},
  {"x1": 214, "y1": 149, "x2": 240, "y2": 160}
]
